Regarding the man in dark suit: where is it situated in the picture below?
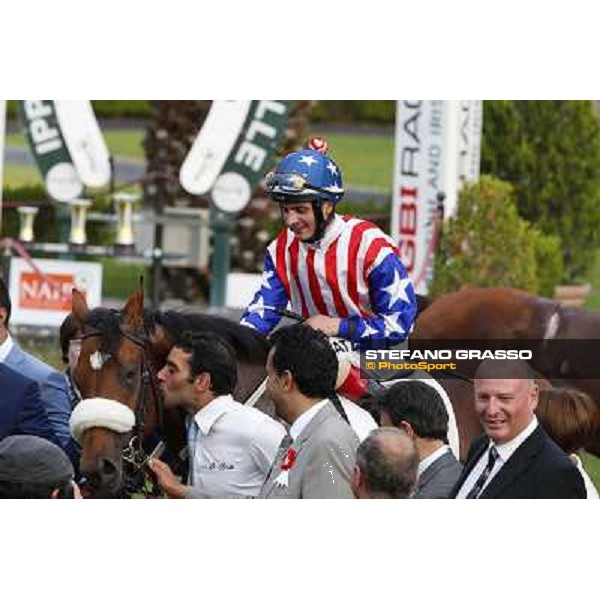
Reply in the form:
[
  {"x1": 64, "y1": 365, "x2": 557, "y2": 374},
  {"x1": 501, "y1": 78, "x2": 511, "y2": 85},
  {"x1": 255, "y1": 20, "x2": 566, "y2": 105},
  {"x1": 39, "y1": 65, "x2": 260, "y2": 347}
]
[
  {"x1": 0, "y1": 364, "x2": 59, "y2": 444},
  {"x1": 451, "y1": 359, "x2": 585, "y2": 499},
  {"x1": 259, "y1": 324, "x2": 359, "y2": 499},
  {"x1": 379, "y1": 381, "x2": 462, "y2": 498},
  {"x1": 0, "y1": 277, "x2": 78, "y2": 464}
]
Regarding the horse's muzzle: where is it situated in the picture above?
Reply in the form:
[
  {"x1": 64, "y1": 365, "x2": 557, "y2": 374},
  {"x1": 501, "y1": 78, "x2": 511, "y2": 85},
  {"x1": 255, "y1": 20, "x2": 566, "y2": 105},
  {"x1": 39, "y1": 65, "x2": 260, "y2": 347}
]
[{"x1": 80, "y1": 456, "x2": 122, "y2": 498}]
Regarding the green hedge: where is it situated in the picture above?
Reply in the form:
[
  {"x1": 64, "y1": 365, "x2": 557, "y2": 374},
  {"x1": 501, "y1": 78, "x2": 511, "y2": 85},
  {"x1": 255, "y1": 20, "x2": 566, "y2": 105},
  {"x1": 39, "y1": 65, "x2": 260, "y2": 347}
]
[{"x1": 432, "y1": 176, "x2": 564, "y2": 296}]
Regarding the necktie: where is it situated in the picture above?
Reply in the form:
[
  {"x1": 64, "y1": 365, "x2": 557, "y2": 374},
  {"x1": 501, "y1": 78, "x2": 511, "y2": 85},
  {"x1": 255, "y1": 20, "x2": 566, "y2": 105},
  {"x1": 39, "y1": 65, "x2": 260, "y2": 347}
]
[{"x1": 466, "y1": 446, "x2": 499, "y2": 499}]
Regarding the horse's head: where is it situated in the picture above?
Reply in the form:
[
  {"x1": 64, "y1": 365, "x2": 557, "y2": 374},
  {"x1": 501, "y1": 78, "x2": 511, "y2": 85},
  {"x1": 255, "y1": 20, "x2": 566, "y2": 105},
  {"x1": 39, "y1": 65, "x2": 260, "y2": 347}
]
[{"x1": 70, "y1": 286, "x2": 152, "y2": 497}]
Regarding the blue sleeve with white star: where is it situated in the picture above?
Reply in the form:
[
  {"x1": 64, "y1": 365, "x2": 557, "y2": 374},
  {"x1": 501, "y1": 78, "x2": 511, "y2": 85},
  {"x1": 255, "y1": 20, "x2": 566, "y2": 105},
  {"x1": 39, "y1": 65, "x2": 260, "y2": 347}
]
[
  {"x1": 338, "y1": 253, "x2": 417, "y2": 348},
  {"x1": 240, "y1": 252, "x2": 290, "y2": 337}
]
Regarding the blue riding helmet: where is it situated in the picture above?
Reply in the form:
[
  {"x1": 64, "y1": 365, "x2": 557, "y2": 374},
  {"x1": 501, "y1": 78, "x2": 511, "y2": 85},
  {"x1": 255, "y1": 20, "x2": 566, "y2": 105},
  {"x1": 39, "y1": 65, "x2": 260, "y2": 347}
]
[{"x1": 265, "y1": 148, "x2": 345, "y2": 204}]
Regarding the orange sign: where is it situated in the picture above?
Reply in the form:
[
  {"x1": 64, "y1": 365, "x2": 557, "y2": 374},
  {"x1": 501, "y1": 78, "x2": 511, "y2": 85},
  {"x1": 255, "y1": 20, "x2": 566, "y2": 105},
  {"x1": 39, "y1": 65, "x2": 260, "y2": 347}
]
[{"x1": 19, "y1": 272, "x2": 85, "y2": 311}]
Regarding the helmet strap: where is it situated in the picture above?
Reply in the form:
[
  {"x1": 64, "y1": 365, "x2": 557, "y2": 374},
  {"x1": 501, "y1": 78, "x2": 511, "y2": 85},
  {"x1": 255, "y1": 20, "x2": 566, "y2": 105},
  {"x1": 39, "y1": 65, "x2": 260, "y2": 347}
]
[
  {"x1": 277, "y1": 198, "x2": 335, "y2": 244},
  {"x1": 304, "y1": 200, "x2": 334, "y2": 244}
]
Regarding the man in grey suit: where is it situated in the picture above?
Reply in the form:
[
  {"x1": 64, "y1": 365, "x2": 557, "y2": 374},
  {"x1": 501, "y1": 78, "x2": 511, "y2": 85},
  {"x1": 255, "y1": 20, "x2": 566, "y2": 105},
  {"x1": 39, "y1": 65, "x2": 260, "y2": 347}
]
[
  {"x1": 0, "y1": 277, "x2": 78, "y2": 465},
  {"x1": 380, "y1": 381, "x2": 461, "y2": 499},
  {"x1": 259, "y1": 324, "x2": 359, "y2": 499}
]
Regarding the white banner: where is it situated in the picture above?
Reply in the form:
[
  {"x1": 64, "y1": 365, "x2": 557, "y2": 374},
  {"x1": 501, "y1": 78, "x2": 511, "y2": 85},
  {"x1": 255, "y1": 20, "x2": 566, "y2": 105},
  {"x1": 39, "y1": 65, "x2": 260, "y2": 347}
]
[
  {"x1": 180, "y1": 100, "x2": 252, "y2": 195},
  {"x1": 391, "y1": 101, "x2": 447, "y2": 295},
  {"x1": 457, "y1": 100, "x2": 483, "y2": 185},
  {"x1": 391, "y1": 100, "x2": 483, "y2": 294},
  {"x1": 54, "y1": 100, "x2": 112, "y2": 188},
  {"x1": 8, "y1": 257, "x2": 102, "y2": 327},
  {"x1": 19, "y1": 100, "x2": 84, "y2": 202}
]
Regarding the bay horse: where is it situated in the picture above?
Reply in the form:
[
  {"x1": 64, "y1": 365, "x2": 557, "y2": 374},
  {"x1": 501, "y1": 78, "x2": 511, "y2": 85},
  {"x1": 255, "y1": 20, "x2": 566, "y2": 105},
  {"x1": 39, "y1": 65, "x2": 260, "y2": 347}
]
[
  {"x1": 69, "y1": 287, "x2": 271, "y2": 497},
  {"x1": 413, "y1": 286, "x2": 600, "y2": 455}
]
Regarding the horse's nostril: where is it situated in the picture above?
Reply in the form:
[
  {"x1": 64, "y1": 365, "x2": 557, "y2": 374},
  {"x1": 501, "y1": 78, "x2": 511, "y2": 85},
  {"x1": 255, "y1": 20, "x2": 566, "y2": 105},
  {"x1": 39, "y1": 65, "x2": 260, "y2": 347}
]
[{"x1": 100, "y1": 458, "x2": 119, "y2": 478}]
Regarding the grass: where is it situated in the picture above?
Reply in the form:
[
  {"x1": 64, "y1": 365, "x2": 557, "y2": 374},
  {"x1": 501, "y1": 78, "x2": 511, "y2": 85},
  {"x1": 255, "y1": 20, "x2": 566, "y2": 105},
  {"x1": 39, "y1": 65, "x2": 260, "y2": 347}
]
[
  {"x1": 2, "y1": 164, "x2": 43, "y2": 187},
  {"x1": 100, "y1": 257, "x2": 148, "y2": 299},
  {"x1": 4, "y1": 130, "x2": 395, "y2": 190},
  {"x1": 5, "y1": 129, "x2": 145, "y2": 164},
  {"x1": 310, "y1": 132, "x2": 395, "y2": 190}
]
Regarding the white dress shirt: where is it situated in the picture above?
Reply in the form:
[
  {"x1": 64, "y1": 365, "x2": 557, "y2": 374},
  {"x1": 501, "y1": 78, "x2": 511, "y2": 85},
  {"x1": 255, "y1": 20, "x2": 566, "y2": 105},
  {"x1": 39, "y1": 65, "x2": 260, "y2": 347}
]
[
  {"x1": 456, "y1": 416, "x2": 539, "y2": 499},
  {"x1": 289, "y1": 399, "x2": 329, "y2": 440},
  {"x1": 0, "y1": 333, "x2": 14, "y2": 363},
  {"x1": 185, "y1": 394, "x2": 286, "y2": 499}
]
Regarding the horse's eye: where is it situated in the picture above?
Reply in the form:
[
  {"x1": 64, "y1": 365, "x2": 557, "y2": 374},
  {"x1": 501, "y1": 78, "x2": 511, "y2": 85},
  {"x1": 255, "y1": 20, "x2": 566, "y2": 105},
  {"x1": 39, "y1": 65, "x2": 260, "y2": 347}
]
[
  {"x1": 125, "y1": 368, "x2": 137, "y2": 381},
  {"x1": 120, "y1": 365, "x2": 138, "y2": 388}
]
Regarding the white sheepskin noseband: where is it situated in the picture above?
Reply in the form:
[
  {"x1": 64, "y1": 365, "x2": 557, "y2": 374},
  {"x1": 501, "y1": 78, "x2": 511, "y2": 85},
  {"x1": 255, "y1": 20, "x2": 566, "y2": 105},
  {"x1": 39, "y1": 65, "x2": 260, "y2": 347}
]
[{"x1": 70, "y1": 397, "x2": 136, "y2": 443}]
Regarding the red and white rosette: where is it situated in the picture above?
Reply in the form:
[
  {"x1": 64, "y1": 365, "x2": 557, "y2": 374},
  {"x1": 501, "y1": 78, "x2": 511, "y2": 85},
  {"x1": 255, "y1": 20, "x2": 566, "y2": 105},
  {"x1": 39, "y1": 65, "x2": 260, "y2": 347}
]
[{"x1": 274, "y1": 447, "x2": 298, "y2": 489}]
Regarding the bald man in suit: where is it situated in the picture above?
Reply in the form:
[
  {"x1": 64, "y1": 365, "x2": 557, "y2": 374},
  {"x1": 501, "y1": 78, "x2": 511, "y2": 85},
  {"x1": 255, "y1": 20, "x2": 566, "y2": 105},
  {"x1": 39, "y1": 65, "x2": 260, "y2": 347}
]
[{"x1": 451, "y1": 360, "x2": 585, "y2": 499}]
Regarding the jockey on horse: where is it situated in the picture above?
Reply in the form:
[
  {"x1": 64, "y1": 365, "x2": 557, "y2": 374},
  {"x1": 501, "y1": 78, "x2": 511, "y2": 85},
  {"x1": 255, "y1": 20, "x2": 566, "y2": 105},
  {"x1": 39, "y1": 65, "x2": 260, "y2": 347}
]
[{"x1": 240, "y1": 138, "x2": 418, "y2": 400}]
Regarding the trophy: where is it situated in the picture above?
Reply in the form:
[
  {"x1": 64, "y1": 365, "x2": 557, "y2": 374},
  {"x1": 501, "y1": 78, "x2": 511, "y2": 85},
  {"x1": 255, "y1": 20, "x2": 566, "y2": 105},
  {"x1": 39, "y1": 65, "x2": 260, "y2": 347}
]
[
  {"x1": 113, "y1": 192, "x2": 140, "y2": 254},
  {"x1": 17, "y1": 206, "x2": 39, "y2": 243},
  {"x1": 69, "y1": 199, "x2": 92, "y2": 247}
]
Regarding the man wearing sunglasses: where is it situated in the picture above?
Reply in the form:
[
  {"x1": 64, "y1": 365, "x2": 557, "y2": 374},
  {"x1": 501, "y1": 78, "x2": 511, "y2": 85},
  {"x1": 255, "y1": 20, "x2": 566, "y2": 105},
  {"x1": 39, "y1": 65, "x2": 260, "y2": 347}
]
[{"x1": 241, "y1": 138, "x2": 417, "y2": 399}]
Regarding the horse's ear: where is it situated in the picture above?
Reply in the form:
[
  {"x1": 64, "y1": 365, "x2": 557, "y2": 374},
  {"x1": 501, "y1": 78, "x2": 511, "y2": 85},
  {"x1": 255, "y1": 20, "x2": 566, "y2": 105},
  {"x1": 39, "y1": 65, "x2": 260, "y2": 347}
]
[
  {"x1": 122, "y1": 288, "x2": 144, "y2": 329},
  {"x1": 71, "y1": 288, "x2": 90, "y2": 326}
]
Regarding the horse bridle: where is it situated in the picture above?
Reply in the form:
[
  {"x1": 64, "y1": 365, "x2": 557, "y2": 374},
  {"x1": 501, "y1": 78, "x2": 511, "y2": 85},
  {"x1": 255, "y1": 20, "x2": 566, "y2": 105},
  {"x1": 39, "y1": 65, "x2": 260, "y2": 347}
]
[{"x1": 79, "y1": 326, "x2": 165, "y2": 476}]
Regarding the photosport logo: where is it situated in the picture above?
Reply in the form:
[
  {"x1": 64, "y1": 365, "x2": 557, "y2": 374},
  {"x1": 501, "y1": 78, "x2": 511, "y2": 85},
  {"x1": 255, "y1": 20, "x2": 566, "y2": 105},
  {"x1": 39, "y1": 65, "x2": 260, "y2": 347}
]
[
  {"x1": 358, "y1": 339, "x2": 600, "y2": 380},
  {"x1": 362, "y1": 348, "x2": 533, "y2": 376}
]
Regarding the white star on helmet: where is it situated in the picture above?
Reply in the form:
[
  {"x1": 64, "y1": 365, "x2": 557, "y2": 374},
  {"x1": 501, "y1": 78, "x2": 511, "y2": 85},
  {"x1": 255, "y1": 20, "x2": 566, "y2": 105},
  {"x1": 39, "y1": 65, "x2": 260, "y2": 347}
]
[
  {"x1": 326, "y1": 161, "x2": 338, "y2": 175},
  {"x1": 299, "y1": 155, "x2": 318, "y2": 167}
]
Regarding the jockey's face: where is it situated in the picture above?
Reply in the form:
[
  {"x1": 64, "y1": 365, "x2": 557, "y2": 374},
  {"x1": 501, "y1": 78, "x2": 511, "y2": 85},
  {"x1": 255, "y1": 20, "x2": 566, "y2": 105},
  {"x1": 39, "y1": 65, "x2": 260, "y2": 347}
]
[
  {"x1": 474, "y1": 377, "x2": 538, "y2": 445},
  {"x1": 280, "y1": 200, "x2": 334, "y2": 241}
]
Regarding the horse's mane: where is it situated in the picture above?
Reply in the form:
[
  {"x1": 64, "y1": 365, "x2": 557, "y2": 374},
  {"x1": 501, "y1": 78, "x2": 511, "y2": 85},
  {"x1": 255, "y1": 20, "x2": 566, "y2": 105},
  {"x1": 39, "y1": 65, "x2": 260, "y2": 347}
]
[
  {"x1": 148, "y1": 310, "x2": 270, "y2": 362},
  {"x1": 416, "y1": 293, "x2": 433, "y2": 316}
]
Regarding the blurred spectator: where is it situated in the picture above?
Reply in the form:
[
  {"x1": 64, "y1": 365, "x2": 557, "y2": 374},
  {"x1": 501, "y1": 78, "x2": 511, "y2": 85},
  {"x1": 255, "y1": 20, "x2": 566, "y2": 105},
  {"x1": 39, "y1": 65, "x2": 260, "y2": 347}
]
[
  {"x1": 0, "y1": 277, "x2": 78, "y2": 465},
  {"x1": 0, "y1": 363, "x2": 59, "y2": 445},
  {"x1": 380, "y1": 381, "x2": 461, "y2": 498},
  {"x1": 0, "y1": 435, "x2": 81, "y2": 498},
  {"x1": 59, "y1": 313, "x2": 83, "y2": 407},
  {"x1": 351, "y1": 427, "x2": 418, "y2": 499},
  {"x1": 537, "y1": 387, "x2": 599, "y2": 499}
]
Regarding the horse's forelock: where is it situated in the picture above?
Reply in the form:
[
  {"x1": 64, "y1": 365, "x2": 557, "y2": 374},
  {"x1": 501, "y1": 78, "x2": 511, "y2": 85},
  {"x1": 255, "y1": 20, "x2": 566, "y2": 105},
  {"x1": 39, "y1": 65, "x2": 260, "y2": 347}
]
[{"x1": 84, "y1": 307, "x2": 123, "y2": 356}]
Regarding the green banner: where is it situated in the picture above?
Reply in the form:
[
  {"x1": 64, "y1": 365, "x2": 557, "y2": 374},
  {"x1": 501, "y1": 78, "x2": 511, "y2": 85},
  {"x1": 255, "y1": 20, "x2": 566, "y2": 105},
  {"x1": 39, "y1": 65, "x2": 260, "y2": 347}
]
[
  {"x1": 210, "y1": 100, "x2": 292, "y2": 214},
  {"x1": 18, "y1": 100, "x2": 83, "y2": 201}
]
